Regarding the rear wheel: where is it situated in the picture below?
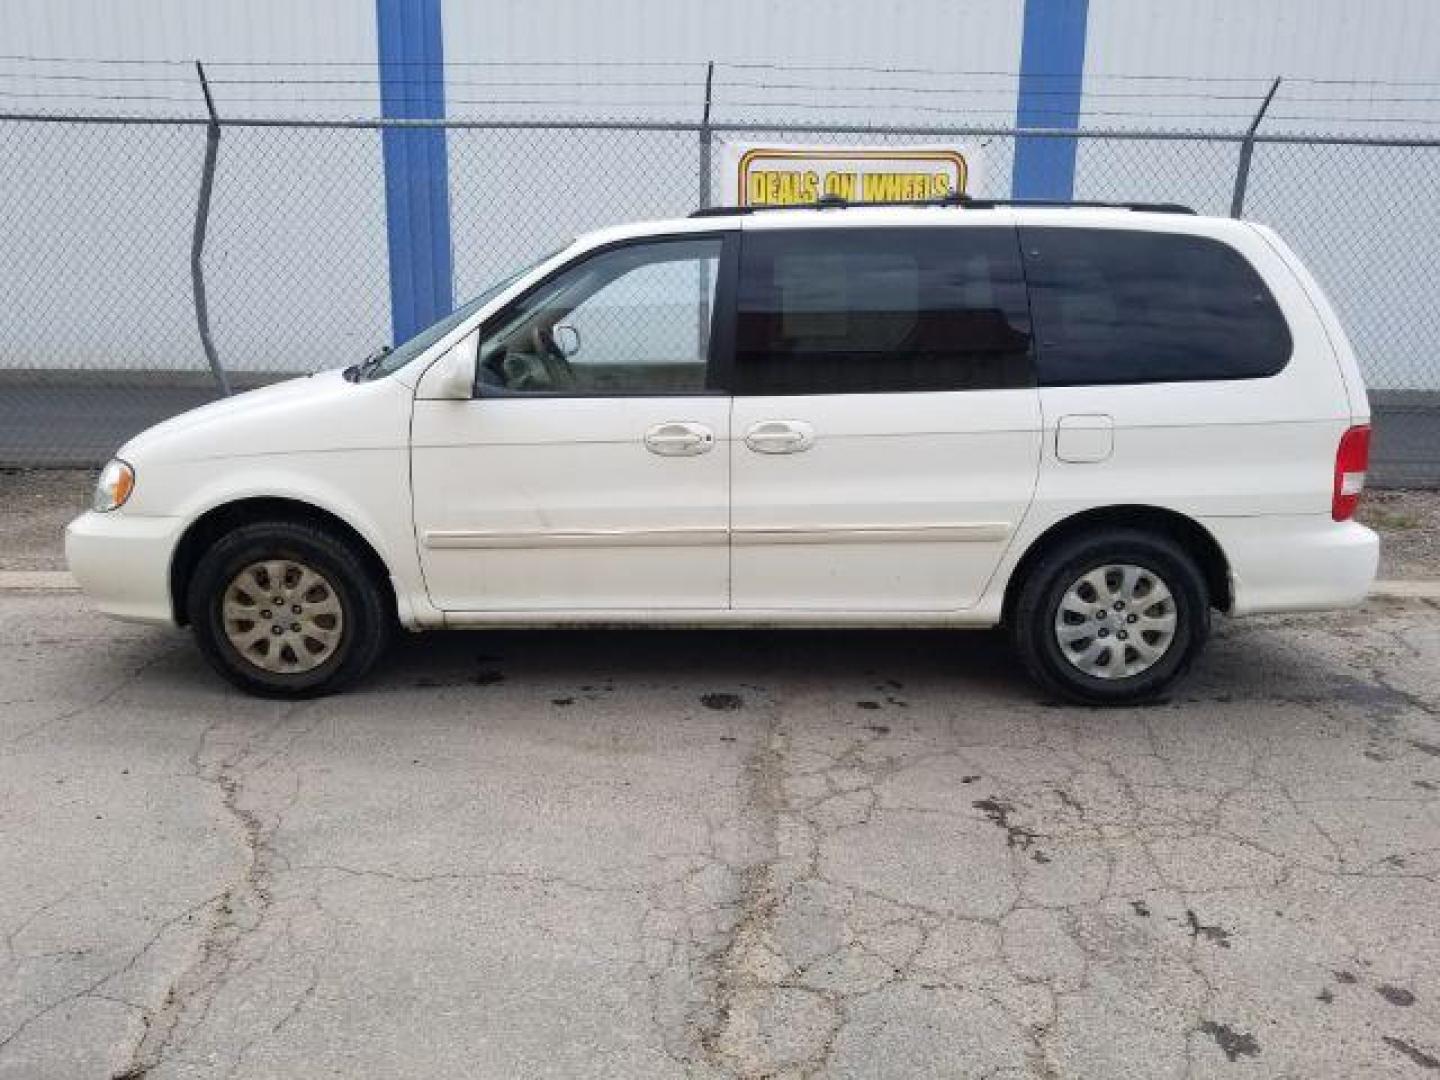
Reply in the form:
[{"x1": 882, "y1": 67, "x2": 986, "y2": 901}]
[
  {"x1": 186, "y1": 520, "x2": 391, "y2": 697},
  {"x1": 1010, "y1": 528, "x2": 1210, "y2": 705}
]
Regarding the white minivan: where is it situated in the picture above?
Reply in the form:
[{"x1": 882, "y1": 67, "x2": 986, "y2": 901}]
[{"x1": 66, "y1": 199, "x2": 1378, "y2": 704}]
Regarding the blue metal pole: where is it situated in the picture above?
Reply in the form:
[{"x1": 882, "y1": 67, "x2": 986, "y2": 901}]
[
  {"x1": 376, "y1": 0, "x2": 454, "y2": 343},
  {"x1": 1012, "y1": 0, "x2": 1090, "y2": 200}
]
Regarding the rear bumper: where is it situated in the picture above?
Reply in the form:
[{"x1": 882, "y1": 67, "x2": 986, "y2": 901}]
[
  {"x1": 64, "y1": 511, "x2": 183, "y2": 626},
  {"x1": 1205, "y1": 515, "x2": 1379, "y2": 616}
]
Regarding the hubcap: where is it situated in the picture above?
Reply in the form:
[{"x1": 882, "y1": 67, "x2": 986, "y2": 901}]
[
  {"x1": 222, "y1": 559, "x2": 344, "y2": 674},
  {"x1": 1054, "y1": 564, "x2": 1177, "y2": 680}
]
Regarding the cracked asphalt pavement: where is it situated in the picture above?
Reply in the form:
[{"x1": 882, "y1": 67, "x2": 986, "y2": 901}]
[{"x1": 2, "y1": 593, "x2": 1440, "y2": 1078}]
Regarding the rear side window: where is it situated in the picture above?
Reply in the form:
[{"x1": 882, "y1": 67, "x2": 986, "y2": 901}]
[
  {"x1": 734, "y1": 227, "x2": 1033, "y2": 395},
  {"x1": 1020, "y1": 228, "x2": 1291, "y2": 386}
]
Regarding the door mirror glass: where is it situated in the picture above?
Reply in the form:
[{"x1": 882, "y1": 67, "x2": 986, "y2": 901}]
[
  {"x1": 477, "y1": 237, "x2": 721, "y2": 396},
  {"x1": 553, "y1": 323, "x2": 581, "y2": 358}
]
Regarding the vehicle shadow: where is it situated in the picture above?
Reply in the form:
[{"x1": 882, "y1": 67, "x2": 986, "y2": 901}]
[
  {"x1": 363, "y1": 614, "x2": 1423, "y2": 719},
  {"x1": 376, "y1": 624, "x2": 1027, "y2": 699},
  {"x1": 104, "y1": 610, "x2": 1409, "y2": 720}
]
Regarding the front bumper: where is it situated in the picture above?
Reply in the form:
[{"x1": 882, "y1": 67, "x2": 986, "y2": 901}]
[
  {"x1": 65, "y1": 511, "x2": 184, "y2": 626},
  {"x1": 1205, "y1": 515, "x2": 1380, "y2": 616}
]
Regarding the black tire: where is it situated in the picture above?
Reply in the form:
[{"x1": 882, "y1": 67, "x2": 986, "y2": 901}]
[
  {"x1": 1009, "y1": 527, "x2": 1210, "y2": 706},
  {"x1": 186, "y1": 519, "x2": 392, "y2": 698}
]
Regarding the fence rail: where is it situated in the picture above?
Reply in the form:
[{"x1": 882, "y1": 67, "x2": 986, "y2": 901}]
[{"x1": 1, "y1": 103, "x2": 1437, "y2": 485}]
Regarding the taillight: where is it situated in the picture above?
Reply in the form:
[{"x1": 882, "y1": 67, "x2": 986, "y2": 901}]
[{"x1": 1332, "y1": 424, "x2": 1370, "y2": 521}]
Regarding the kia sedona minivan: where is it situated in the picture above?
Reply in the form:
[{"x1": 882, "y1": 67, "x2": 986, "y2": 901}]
[{"x1": 67, "y1": 198, "x2": 1378, "y2": 704}]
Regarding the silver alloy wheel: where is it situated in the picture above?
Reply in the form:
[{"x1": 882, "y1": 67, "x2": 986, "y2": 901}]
[
  {"x1": 222, "y1": 559, "x2": 344, "y2": 674},
  {"x1": 1054, "y1": 563, "x2": 1178, "y2": 680}
]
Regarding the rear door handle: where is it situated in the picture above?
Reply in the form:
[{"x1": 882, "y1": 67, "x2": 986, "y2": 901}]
[
  {"x1": 745, "y1": 419, "x2": 815, "y2": 454},
  {"x1": 644, "y1": 421, "x2": 714, "y2": 456}
]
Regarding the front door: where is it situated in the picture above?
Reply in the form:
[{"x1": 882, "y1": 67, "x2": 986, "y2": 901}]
[
  {"x1": 727, "y1": 223, "x2": 1041, "y2": 611},
  {"x1": 411, "y1": 234, "x2": 734, "y2": 611}
]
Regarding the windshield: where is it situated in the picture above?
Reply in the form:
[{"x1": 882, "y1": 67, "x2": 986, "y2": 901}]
[{"x1": 361, "y1": 253, "x2": 558, "y2": 380}]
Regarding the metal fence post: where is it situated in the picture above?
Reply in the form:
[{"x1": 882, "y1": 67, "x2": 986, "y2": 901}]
[
  {"x1": 696, "y1": 61, "x2": 717, "y2": 350},
  {"x1": 191, "y1": 60, "x2": 231, "y2": 396},
  {"x1": 697, "y1": 60, "x2": 715, "y2": 210},
  {"x1": 1230, "y1": 76, "x2": 1281, "y2": 219}
]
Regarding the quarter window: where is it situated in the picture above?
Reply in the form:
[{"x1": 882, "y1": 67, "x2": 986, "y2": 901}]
[
  {"x1": 733, "y1": 228, "x2": 1033, "y2": 395},
  {"x1": 1020, "y1": 228, "x2": 1292, "y2": 386},
  {"x1": 478, "y1": 238, "x2": 721, "y2": 395}
]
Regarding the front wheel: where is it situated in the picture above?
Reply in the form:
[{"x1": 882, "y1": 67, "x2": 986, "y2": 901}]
[
  {"x1": 1010, "y1": 528, "x2": 1210, "y2": 705},
  {"x1": 186, "y1": 520, "x2": 391, "y2": 698}
]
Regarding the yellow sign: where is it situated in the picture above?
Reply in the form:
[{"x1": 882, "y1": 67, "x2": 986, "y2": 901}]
[{"x1": 721, "y1": 144, "x2": 980, "y2": 207}]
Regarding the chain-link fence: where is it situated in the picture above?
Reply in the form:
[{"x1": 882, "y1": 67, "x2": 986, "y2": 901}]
[{"x1": 2, "y1": 110, "x2": 1437, "y2": 484}]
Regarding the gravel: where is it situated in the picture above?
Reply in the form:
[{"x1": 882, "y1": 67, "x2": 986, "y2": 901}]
[
  {"x1": 1359, "y1": 489, "x2": 1440, "y2": 580},
  {"x1": 0, "y1": 468, "x2": 93, "y2": 571}
]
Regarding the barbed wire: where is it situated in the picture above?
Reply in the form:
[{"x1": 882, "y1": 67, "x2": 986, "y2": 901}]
[
  {"x1": 1, "y1": 87, "x2": 1435, "y2": 127},
  {"x1": 6, "y1": 68, "x2": 1440, "y2": 109},
  {"x1": 0, "y1": 55, "x2": 1437, "y2": 131},
  {"x1": 3, "y1": 53, "x2": 1440, "y2": 89}
]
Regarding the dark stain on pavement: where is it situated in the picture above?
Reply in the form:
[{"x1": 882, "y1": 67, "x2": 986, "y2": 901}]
[
  {"x1": 973, "y1": 796, "x2": 1046, "y2": 860},
  {"x1": 700, "y1": 692, "x2": 744, "y2": 711},
  {"x1": 1186, "y1": 909, "x2": 1233, "y2": 948},
  {"x1": 1055, "y1": 787, "x2": 1084, "y2": 814},
  {"x1": 1378, "y1": 985, "x2": 1417, "y2": 1006},
  {"x1": 1198, "y1": 1021, "x2": 1260, "y2": 1062}
]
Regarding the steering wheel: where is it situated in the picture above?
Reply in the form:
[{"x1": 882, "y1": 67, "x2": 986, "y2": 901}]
[{"x1": 491, "y1": 323, "x2": 577, "y2": 392}]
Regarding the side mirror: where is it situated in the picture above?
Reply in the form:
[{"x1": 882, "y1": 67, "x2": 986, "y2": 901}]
[
  {"x1": 419, "y1": 334, "x2": 477, "y2": 400},
  {"x1": 553, "y1": 323, "x2": 581, "y2": 358}
]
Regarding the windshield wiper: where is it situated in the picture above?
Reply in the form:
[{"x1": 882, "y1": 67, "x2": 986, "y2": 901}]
[{"x1": 343, "y1": 344, "x2": 393, "y2": 382}]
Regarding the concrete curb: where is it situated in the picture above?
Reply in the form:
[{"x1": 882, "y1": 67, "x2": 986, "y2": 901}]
[
  {"x1": 0, "y1": 571, "x2": 78, "y2": 591},
  {"x1": 1370, "y1": 579, "x2": 1440, "y2": 601},
  {"x1": 1, "y1": 570, "x2": 1437, "y2": 602}
]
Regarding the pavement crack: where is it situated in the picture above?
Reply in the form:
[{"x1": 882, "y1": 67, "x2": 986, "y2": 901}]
[
  {"x1": 1383, "y1": 1035, "x2": 1440, "y2": 1070},
  {"x1": 697, "y1": 718, "x2": 794, "y2": 1076},
  {"x1": 107, "y1": 704, "x2": 315, "y2": 1079}
]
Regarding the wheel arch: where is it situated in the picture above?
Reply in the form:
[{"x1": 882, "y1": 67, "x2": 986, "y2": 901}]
[
  {"x1": 1001, "y1": 505, "x2": 1233, "y2": 626},
  {"x1": 169, "y1": 496, "x2": 396, "y2": 626}
]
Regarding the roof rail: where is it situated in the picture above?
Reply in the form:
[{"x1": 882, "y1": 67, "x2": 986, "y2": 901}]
[{"x1": 689, "y1": 193, "x2": 1196, "y2": 218}]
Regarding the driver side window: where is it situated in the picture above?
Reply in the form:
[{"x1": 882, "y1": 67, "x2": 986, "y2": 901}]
[{"x1": 477, "y1": 237, "x2": 722, "y2": 396}]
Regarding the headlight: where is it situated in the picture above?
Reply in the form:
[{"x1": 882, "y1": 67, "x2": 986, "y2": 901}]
[{"x1": 93, "y1": 458, "x2": 136, "y2": 512}]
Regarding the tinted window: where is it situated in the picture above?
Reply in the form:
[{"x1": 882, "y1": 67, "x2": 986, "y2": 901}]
[
  {"x1": 478, "y1": 238, "x2": 720, "y2": 395},
  {"x1": 734, "y1": 228, "x2": 1033, "y2": 395},
  {"x1": 1020, "y1": 228, "x2": 1291, "y2": 386}
]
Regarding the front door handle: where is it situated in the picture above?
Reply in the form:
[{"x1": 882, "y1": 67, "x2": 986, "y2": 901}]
[
  {"x1": 644, "y1": 421, "x2": 714, "y2": 456},
  {"x1": 745, "y1": 419, "x2": 815, "y2": 454}
]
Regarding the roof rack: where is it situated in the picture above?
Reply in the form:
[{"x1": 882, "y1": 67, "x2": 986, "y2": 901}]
[{"x1": 689, "y1": 193, "x2": 1196, "y2": 218}]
